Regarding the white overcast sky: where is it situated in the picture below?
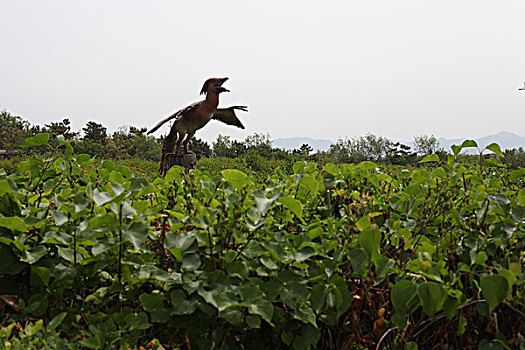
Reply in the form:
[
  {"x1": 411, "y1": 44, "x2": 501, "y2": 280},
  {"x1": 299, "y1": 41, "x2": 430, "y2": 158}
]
[{"x1": 1, "y1": 0, "x2": 524, "y2": 143}]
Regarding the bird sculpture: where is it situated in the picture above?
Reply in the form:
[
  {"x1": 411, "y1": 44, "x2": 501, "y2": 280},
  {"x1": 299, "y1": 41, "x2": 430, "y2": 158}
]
[
  {"x1": 148, "y1": 77, "x2": 247, "y2": 174},
  {"x1": 519, "y1": 81, "x2": 525, "y2": 91}
]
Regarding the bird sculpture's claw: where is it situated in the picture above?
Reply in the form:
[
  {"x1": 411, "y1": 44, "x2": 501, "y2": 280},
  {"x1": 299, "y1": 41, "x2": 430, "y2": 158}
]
[{"x1": 231, "y1": 105, "x2": 248, "y2": 112}]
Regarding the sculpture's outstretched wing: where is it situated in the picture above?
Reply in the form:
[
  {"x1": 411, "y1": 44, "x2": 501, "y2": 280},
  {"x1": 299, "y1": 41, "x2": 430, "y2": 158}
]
[
  {"x1": 212, "y1": 106, "x2": 248, "y2": 129},
  {"x1": 147, "y1": 103, "x2": 199, "y2": 134}
]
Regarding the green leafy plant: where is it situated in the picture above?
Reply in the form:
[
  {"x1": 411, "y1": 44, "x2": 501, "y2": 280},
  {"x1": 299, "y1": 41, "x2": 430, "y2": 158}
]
[{"x1": 0, "y1": 134, "x2": 523, "y2": 349}]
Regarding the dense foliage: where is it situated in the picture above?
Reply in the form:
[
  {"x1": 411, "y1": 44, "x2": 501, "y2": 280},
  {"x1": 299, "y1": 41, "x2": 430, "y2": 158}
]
[
  {"x1": 4, "y1": 109, "x2": 525, "y2": 170},
  {"x1": 0, "y1": 133, "x2": 523, "y2": 349}
]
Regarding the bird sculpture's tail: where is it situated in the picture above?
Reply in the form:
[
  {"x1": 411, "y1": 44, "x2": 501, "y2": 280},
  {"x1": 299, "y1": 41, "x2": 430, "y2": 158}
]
[{"x1": 148, "y1": 110, "x2": 182, "y2": 135}]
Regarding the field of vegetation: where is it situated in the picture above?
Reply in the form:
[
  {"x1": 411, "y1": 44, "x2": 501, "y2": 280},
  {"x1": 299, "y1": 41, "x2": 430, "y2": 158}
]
[{"x1": 0, "y1": 133, "x2": 524, "y2": 349}]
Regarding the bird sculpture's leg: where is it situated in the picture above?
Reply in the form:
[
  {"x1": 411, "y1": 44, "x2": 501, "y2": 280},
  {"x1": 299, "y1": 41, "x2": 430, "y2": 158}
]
[
  {"x1": 174, "y1": 131, "x2": 185, "y2": 155},
  {"x1": 160, "y1": 129, "x2": 177, "y2": 175},
  {"x1": 182, "y1": 131, "x2": 196, "y2": 154}
]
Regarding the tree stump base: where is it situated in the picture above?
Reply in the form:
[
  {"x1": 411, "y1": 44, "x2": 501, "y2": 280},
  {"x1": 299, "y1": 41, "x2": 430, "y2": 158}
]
[{"x1": 166, "y1": 152, "x2": 197, "y2": 173}]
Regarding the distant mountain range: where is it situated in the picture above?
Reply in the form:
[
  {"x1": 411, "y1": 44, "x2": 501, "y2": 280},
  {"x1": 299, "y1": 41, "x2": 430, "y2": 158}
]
[
  {"x1": 436, "y1": 131, "x2": 525, "y2": 152},
  {"x1": 272, "y1": 131, "x2": 525, "y2": 153}
]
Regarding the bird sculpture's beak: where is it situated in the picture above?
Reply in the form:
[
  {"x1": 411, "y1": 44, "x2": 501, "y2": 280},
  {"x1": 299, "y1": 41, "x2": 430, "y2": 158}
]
[{"x1": 217, "y1": 77, "x2": 229, "y2": 92}]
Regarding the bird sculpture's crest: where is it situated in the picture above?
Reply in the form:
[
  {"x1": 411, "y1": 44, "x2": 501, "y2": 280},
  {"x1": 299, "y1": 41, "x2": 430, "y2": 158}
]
[
  {"x1": 200, "y1": 78, "x2": 218, "y2": 95},
  {"x1": 200, "y1": 79, "x2": 212, "y2": 95}
]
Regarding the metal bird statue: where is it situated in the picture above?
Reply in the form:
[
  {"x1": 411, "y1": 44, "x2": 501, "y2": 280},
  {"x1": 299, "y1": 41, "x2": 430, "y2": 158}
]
[{"x1": 148, "y1": 77, "x2": 247, "y2": 174}]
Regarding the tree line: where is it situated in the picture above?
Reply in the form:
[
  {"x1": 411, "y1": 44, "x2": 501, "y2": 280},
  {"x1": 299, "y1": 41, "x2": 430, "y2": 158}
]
[{"x1": 1, "y1": 109, "x2": 524, "y2": 168}]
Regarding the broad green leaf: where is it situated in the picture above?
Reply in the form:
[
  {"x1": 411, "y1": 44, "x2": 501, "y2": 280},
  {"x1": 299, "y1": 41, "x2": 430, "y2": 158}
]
[
  {"x1": 480, "y1": 275, "x2": 508, "y2": 312},
  {"x1": 76, "y1": 154, "x2": 91, "y2": 165},
  {"x1": 295, "y1": 324, "x2": 320, "y2": 349},
  {"x1": 451, "y1": 144, "x2": 462, "y2": 156},
  {"x1": 21, "y1": 245, "x2": 47, "y2": 264},
  {"x1": 0, "y1": 217, "x2": 27, "y2": 232},
  {"x1": 517, "y1": 189, "x2": 525, "y2": 206},
  {"x1": 0, "y1": 244, "x2": 26, "y2": 274},
  {"x1": 510, "y1": 168, "x2": 525, "y2": 181},
  {"x1": 26, "y1": 319, "x2": 44, "y2": 336},
  {"x1": 102, "y1": 160, "x2": 116, "y2": 171},
  {"x1": 391, "y1": 280, "x2": 418, "y2": 315},
  {"x1": 498, "y1": 269, "x2": 516, "y2": 298},
  {"x1": 87, "y1": 214, "x2": 118, "y2": 230},
  {"x1": 124, "y1": 222, "x2": 148, "y2": 251},
  {"x1": 419, "y1": 154, "x2": 440, "y2": 163},
  {"x1": 219, "y1": 307, "x2": 243, "y2": 325},
  {"x1": 509, "y1": 262, "x2": 521, "y2": 277},
  {"x1": 471, "y1": 250, "x2": 488, "y2": 266},
  {"x1": 221, "y1": 169, "x2": 251, "y2": 189},
  {"x1": 355, "y1": 216, "x2": 371, "y2": 232},
  {"x1": 348, "y1": 248, "x2": 368, "y2": 275},
  {"x1": 278, "y1": 196, "x2": 303, "y2": 219},
  {"x1": 169, "y1": 289, "x2": 198, "y2": 315},
  {"x1": 281, "y1": 332, "x2": 294, "y2": 346},
  {"x1": 248, "y1": 298, "x2": 274, "y2": 323},
  {"x1": 225, "y1": 261, "x2": 249, "y2": 279},
  {"x1": 299, "y1": 174, "x2": 318, "y2": 196},
  {"x1": 166, "y1": 233, "x2": 197, "y2": 253},
  {"x1": 164, "y1": 165, "x2": 183, "y2": 183},
  {"x1": 93, "y1": 189, "x2": 112, "y2": 206},
  {"x1": 442, "y1": 298, "x2": 458, "y2": 321},
  {"x1": 117, "y1": 165, "x2": 132, "y2": 178},
  {"x1": 253, "y1": 190, "x2": 276, "y2": 215},
  {"x1": 30, "y1": 266, "x2": 50, "y2": 287},
  {"x1": 375, "y1": 255, "x2": 394, "y2": 281},
  {"x1": 457, "y1": 315, "x2": 467, "y2": 335},
  {"x1": 405, "y1": 342, "x2": 418, "y2": 350},
  {"x1": 182, "y1": 253, "x2": 201, "y2": 271},
  {"x1": 121, "y1": 201, "x2": 136, "y2": 218},
  {"x1": 139, "y1": 293, "x2": 169, "y2": 323},
  {"x1": 21, "y1": 133, "x2": 49, "y2": 148},
  {"x1": 59, "y1": 139, "x2": 74, "y2": 158},
  {"x1": 417, "y1": 282, "x2": 446, "y2": 317},
  {"x1": 479, "y1": 339, "x2": 506, "y2": 350},
  {"x1": 293, "y1": 302, "x2": 317, "y2": 326},
  {"x1": 26, "y1": 293, "x2": 48, "y2": 317},
  {"x1": 485, "y1": 143, "x2": 504, "y2": 157},
  {"x1": 484, "y1": 158, "x2": 503, "y2": 167},
  {"x1": 358, "y1": 227, "x2": 381, "y2": 264},
  {"x1": 309, "y1": 284, "x2": 327, "y2": 314},
  {"x1": 293, "y1": 161, "x2": 306, "y2": 174},
  {"x1": 126, "y1": 311, "x2": 151, "y2": 330},
  {"x1": 52, "y1": 210, "x2": 69, "y2": 226},
  {"x1": 47, "y1": 312, "x2": 67, "y2": 331},
  {"x1": 359, "y1": 161, "x2": 378, "y2": 170},
  {"x1": 246, "y1": 315, "x2": 261, "y2": 328},
  {"x1": 0, "y1": 180, "x2": 11, "y2": 196},
  {"x1": 461, "y1": 139, "x2": 478, "y2": 148}
]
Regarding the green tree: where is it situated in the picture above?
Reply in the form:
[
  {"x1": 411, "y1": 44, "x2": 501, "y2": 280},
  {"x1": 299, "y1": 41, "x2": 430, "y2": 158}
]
[
  {"x1": 188, "y1": 137, "x2": 212, "y2": 159},
  {"x1": 0, "y1": 110, "x2": 39, "y2": 150},
  {"x1": 111, "y1": 126, "x2": 161, "y2": 161},
  {"x1": 43, "y1": 118, "x2": 78, "y2": 145},
  {"x1": 82, "y1": 121, "x2": 107, "y2": 143},
  {"x1": 244, "y1": 133, "x2": 273, "y2": 158},
  {"x1": 213, "y1": 134, "x2": 235, "y2": 157},
  {"x1": 413, "y1": 134, "x2": 441, "y2": 156},
  {"x1": 328, "y1": 134, "x2": 392, "y2": 163}
]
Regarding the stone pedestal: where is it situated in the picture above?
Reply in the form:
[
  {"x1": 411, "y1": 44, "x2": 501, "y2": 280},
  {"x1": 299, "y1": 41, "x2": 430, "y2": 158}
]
[{"x1": 166, "y1": 152, "x2": 197, "y2": 173}]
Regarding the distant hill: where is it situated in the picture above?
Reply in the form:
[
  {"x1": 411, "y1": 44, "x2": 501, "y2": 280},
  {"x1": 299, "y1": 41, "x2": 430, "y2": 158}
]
[
  {"x1": 438, "y1": 131, "x2": 525, "y2": 152},
  {"x1": 272, "y1": 137, "x2": 334, "y2": 152},
  {"x1": 272, "y1": 132, "x2": 525, "y2": 154}
]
